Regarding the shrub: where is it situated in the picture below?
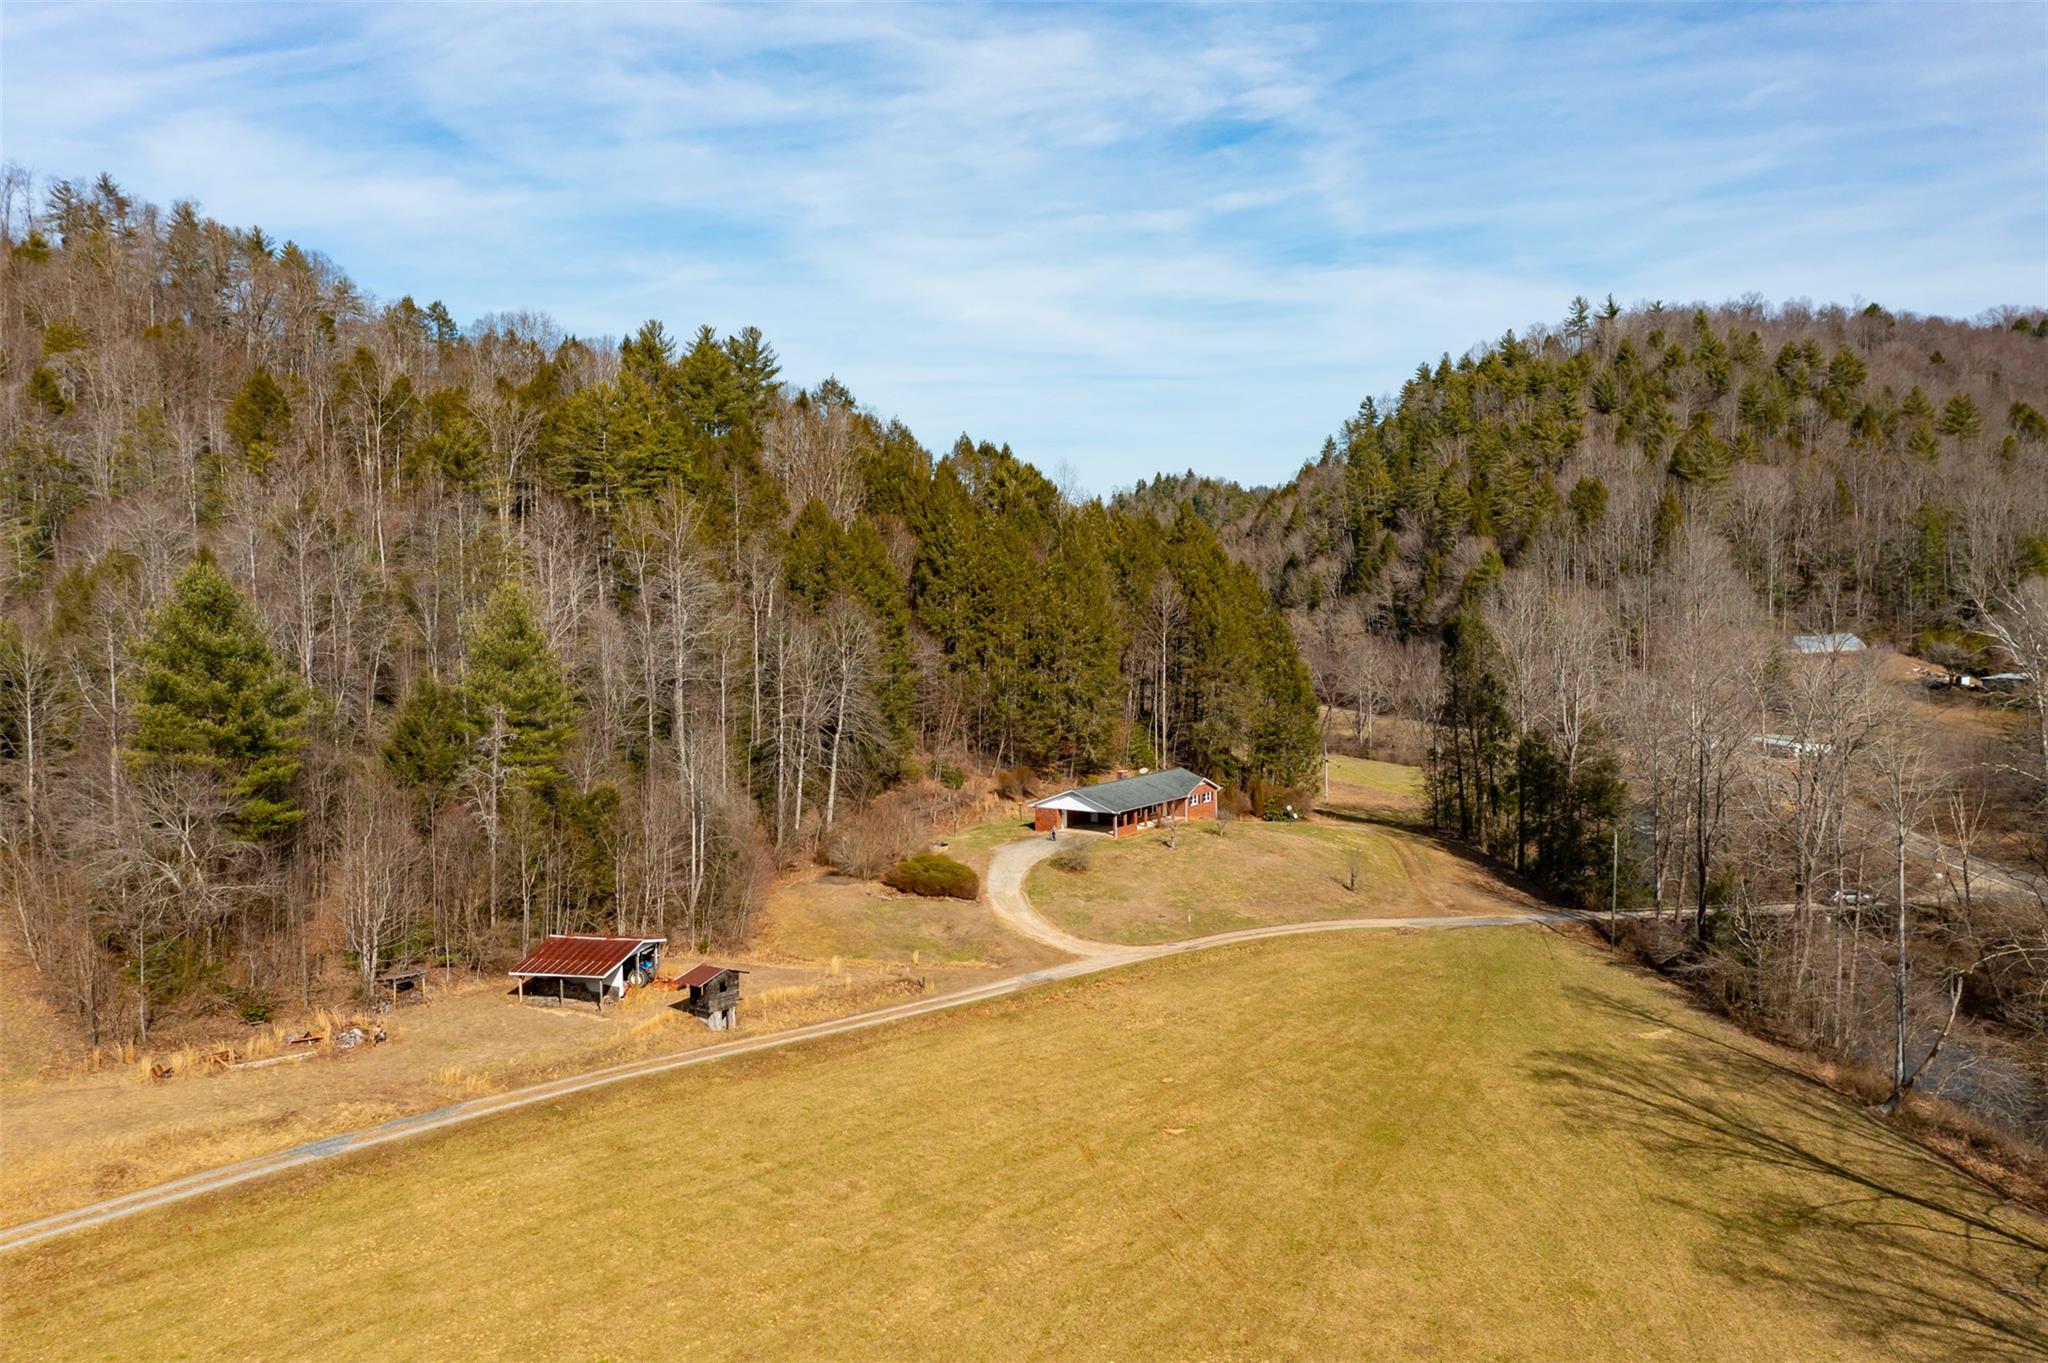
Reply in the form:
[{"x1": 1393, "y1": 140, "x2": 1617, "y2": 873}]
[
  {"x1": 938, "y1": 763, "x2": 966, "y2": 791},
  {"x1": 826, "y1": 796, "x2": 927, "y2": 878},
  {"x1": 1913, "y1": 625, "x2": 1987, "y2": 673},
  {"x1": 1048, "y1": 843, "x2": 1093, "y2": 875},
  {"x1": 1247, "y1": 777, "x2": 1306, "y2": 821},
  {"x1": 994, "y1": 765, "x2": 1037, "y2": 800},
  {"x1": 882, "y1": 853, "x2": 979, "y2": 900}
]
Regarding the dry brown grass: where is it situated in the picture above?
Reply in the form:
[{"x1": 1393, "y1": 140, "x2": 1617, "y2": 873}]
[
  {"x1": 750, "y1": 973, "x2": 936, "y2": 1029},
  {"x1": 95, "y1": 1008, "x2": 392, "y2": 1087},
  {"x1": 8, "y1": 930, "x2": 2041, "y2": 1361},
  {"x1": 751, "y1": 867, "x2": 1061, "y2": 972},
  {"x1": 1028, "y1": 808, "x2": 1545, "y2": 945},
  {"x1": 0, "y1": 962, "x2": 903, "y2": 1229}
]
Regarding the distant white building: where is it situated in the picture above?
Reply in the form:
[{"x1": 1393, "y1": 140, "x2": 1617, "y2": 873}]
[
  {"x1": 1754, "y1": 733, "x2": 1832, "y2": 758},
  {"x1": 1789, "y1": 632, "x2": 1865, "y2": 655}
]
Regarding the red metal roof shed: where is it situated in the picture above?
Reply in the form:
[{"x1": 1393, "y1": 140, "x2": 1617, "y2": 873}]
[
  {"x1": 674, "y1": 963, "x2": 748, "y2": 988},
  {"x1": 508, "y1": 934, "x2": 665, "y2": 980}
]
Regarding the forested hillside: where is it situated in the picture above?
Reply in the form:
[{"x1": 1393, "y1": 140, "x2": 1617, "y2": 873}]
[
  {"x1": 1153, "y1": 292, "x2": 2047, "y2": 891},
  {"x1": 1162, "y1": 294, "x2": 2047, "y2": 639},
  {"x1": 0, "y1": 173, "x2": 1315, "y2": 1041},
  {"x1": 1143, "y1": 291, "x2": 2048, "y2": 1119}
]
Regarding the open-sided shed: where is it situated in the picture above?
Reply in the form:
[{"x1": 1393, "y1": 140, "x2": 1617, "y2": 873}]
[
  {"x1": 508, "y1": 934, "x2": 665, "y2": 1013},
  {"x1": 372, "y1": 966, "x2": 428, "y2": 1008}
]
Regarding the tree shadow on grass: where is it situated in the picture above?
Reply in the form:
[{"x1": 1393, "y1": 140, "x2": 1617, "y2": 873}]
[
  {"x1": 1532, "y1": 988, "x2": 2048, "y2": 1362},
  {"x1": 1313, "y1": 804, "x2": 1564, "y2": 906}
]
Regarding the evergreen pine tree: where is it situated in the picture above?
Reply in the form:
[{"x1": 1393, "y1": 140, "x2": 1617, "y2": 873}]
[
  {"x1": 410, "y1": 389, "x2": 487, "y2": 487},
  {"x1": 724, "y1": 325, "x2": 782, "y2": 426},
  {"x1": 1564, "y1": 295, "x2": 1592, "y2": 351},
  {"x1": 224, "y1": 369, "x2": 292, "y2": 474},
  {"x1": 1937, "y1": 392, "x2": 1983, "y2": 449},
  {"x1": 1567, "y1": 476, "x2": 1608, "y2": 532},
  {"x1": 459, "y1": 580, "x2": 576, "y2": 798},
  {"x1": 382, "y1": 674, "x2": 472, "y2": 814},
  {"x1": 1020, "y1": 515, "x2": 1121, "y2": 771},
  {"x1": 1651, "y1": 487, "x2": 1685, "y2": 561},
  {"x1": 128, "y1": 556, "x2": 307, "y2": 838}
]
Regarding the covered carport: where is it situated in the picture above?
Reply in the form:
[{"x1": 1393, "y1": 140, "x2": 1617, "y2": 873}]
[{"x1": 1030, "y1": 791, "x2": 1116, "y2": 833}]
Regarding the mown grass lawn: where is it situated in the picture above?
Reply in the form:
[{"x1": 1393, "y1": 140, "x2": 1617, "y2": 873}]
[
  {"x1": 9, "y1": 929, "x2": 2038, "y2": 1361},
  {"x1": 1028, "y1": 816, "x2": 1436, "y2": 944},
  {"x1": 755, "y1": 870, "x2": 1060, "y2": 970},
  {"x1": 933, "y1": 810, "x2": 1038, "y2": 871},
  {"x1": 1323, "y1": 752, "x2": 1425, "y2": 807}
]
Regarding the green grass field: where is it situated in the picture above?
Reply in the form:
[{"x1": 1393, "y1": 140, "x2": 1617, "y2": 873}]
[
  {"x1": 1025, "y1": 814, "x2": 1539, "y2": 945},
  {"x1": 1323, "y1": 752, "x2": 1425, "y2": 806},
  {"x1": 8, "y1": 929, "x2": 2038, "y2": 1361}
]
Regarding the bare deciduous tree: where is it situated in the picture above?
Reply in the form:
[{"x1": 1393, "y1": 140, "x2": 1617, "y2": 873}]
[
  {"x1": 334, "y1": 767, "x2": 420, "y2": 999},
  {"x1": 1971, "y1": 575, "x2": 2048, "y2": 846},
  {"x1": 763, "y1": 391, "x2": 861, "y2": 526}
]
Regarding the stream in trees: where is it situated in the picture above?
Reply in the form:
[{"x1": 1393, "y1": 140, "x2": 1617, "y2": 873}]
[{"x1": 1883, "y1": 1024, "x2": 2048, "y2": 1139}]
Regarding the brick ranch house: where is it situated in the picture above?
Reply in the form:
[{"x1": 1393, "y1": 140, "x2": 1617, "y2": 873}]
[{"x1": 1030, "y1": 767, "x2": 1221, "y2": 837}]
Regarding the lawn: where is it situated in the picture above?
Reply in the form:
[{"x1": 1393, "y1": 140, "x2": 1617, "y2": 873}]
[
  {"x1": 932, "y1": 810, "x2": 1039, "y2": 872},
  {"x1": 753, "y1": 870, "x2": 1061, "y2": 971},
  {"x1": 7, "y1": 929, "x2": 2039, "y2": 1361},
  {"x1": 1322, "y1": 752, "x2": 1425, "y2": 812},
  {"x1": 1026, "y1": 814, "x2": 1543, "y2": 945},
  {"x1": 749, "y1": 810, "x2": 1057, "y2": 972}
]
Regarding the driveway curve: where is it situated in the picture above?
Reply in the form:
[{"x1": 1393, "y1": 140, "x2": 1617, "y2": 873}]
[{"x1": 983, "y1": 833, "x2": 1136, "y2": 959}]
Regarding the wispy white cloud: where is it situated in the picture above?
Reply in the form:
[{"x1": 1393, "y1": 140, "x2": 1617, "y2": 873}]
[{"x1": 2, "y1": 1, "x2": 2042, "y2": 490}]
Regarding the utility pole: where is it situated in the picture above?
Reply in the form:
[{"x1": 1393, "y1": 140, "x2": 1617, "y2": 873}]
[{"x1": 1610, "y1": 824, "x2": 1620, "y2": 940}]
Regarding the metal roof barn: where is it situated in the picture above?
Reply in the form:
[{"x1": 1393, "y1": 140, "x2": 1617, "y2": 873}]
[
  {"x1": 1789, "y1": 633, "x2": 1865, "y2": 654},
  {"x1": 509, "y1": 934, "x2": 666, "y2": 1014},
  {"x1": 508, "y1": 934, "x2": 665, "y2": 980}
]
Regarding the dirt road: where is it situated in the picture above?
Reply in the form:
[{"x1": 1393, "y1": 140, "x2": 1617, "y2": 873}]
[{"x1": 0, "y1": 836, "x2": 1569, "y2": 1254}]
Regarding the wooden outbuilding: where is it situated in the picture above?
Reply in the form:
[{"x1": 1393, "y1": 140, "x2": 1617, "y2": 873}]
[
  {"x1": 508, "y1": 934, "x2": 666, "y2": 1013},
  {"x1": 372, "y1": 966, "x2": 428, "y2": 1008},
  {"x1": 676, "y1": 963, "x2": 746, "y2": 1030},
  {"x1": 1030, "y1": 766, "x2": 1220, "y2": 837}
]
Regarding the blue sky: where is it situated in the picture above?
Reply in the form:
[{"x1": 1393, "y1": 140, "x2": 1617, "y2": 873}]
[{"x1": 3, "y1": 2, "x2": 2043, "y2": 491}]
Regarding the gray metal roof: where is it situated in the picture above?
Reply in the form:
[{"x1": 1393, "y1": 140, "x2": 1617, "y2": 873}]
[
  {"x1": 1790, "y1": 632, "x2": 1865, "y2": 654},
  {"x1": 1032, "y1": 766, "x2": 1215, "y2": 816}
]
